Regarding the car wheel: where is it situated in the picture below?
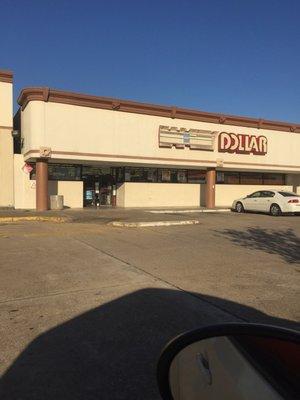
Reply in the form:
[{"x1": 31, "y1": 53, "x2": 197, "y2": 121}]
[
  {"x1": 270, "y1": 203, "x2": 282, "y2": 216},
  {"x1": 235, "y1": 202, "x2": 244, "y2": 213}
]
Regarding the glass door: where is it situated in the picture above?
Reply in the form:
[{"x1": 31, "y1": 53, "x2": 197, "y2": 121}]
[
  {"x1": 82, "y1": 168, "x2": 115, "y2": 207},
  {"x1": 98, "y1": 174, "x2": 113, "y2": 206},
  {"x1": 83, "y1": 176, "x2": 96, "y2": 207}
]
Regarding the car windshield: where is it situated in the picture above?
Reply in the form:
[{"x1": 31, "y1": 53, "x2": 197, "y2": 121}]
[{"x1": 278, "y1": 191, "x2": 299, "y2": 197}]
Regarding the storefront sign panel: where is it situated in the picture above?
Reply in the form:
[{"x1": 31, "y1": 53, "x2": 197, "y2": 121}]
[
  {"x1": 218, "y1": 132, "x2": 267, "y2": 155},
  {"x1": 159, "y1": 125, "x2": 216, "y2": 151}
]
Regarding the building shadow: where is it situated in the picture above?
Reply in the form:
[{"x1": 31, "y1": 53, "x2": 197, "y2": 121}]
[
  {"x1": 215, "y1": 227, "x2": 300, "y2": 264},
  {"x1": 0, "y1": 288, "x2": 299, "y2": 400}
]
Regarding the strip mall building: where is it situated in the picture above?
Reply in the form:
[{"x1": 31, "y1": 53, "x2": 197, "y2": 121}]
[{"x1": 1, "y1": 70, "x2": 300, "y2": 211}]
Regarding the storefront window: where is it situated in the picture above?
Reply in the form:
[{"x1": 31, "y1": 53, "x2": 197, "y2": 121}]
[
  {"x1": 217, "y1": 172, "x2": 285, "y2": 185},
  {"x1": 225, "y1": 172, "x2": 240, "y2": 184},
  {"x1": 158, "y1": 169, "x2": 171, "y2": 182},
  {"x1": 118, "y1": 167, "x2": 190, "y2": 183},
  {"x1": 82, "y1": 166, "x2": 110, "y2": 177},
  {"x1": 125, "y1": 167, "x2": 145, "y2": 182},
  {"x1": 217, "y1": 172, "x2": 239, "y2": 184},
  {"x1": 29, "y1": 164, "x2": 286, "y2": 186},
  {"x1": 115, "y1": 168, "x2": 124, "y2": 182},
  {"x1": 48, "y1": 164, "x2": 81, "y2": 181},
  {"x1": 30, "y1": 164, "x2": 81, "y2": 181},
  {"x1": 188, "y1": 170, "x2": 206, "y2": 183},
  {"x1": 216, "y1": 172, "x2": 225, "y2": 183},
  {"x1": 144, "y1": 168, "x2": 158, "y2": 182},
  {"x1": 119, "y1": 167, "x2": 158, "y2": 182},
  {"x1": 158, "y1": 169, "x2": 179, "y2": 182},
  {"x1": 177, "y1": 170, "x2": 188, "y2": 183},
  {"x1": 263, "y1": 173, "x2": 285, "y2": 185},
  {"x1": 240, "y1": 173, "x2": 263, "y2": 185}
]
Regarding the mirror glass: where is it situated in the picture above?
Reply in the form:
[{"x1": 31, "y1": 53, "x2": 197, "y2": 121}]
[{"x1": 169, "y1": 335, "x2": 299, "y2": 400}]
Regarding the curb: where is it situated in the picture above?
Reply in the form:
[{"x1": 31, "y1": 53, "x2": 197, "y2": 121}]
[
  {"x1": 148, "y1": 208, "x2": 230, "y2": 214},
  {"x1": 110, "y1": 220, "x2": 201, "y2": 228},
  {"x1": 0, "y1": 216, "x2": 70, "y2": 223}
]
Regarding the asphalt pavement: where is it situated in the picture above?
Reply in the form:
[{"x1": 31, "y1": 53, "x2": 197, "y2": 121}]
[{"x1": 0, "y1": 211, "x2": 299, "y2": 399}]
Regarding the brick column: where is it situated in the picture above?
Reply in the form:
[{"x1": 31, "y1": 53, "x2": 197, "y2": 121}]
[
  {"x1": 36, "y1": 159, "x2": 48, "y2": 211},
  {"x1": 206, "y1": 168, "x2": 216, "y2": 209}
]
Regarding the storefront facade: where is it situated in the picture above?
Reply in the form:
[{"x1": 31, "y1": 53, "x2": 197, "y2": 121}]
[{"x1": 1, "y1": 70, "x2": 300, "y2": 210}]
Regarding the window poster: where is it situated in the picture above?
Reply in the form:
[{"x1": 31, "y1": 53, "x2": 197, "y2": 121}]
[
  {"x1": 147, "y1": 169, "x2": 156, "y2": 182},
  {"x1": 162, "y1": 170, "x2": 171, "y2": 182},
  {"x1": 85, "y1": 190, "x2": 93, "y2": 200},
  {"x1": 177, "y1": 170, "x2": 187, "y2": 183},
  {"x1": 188, "y1": 170, "x2": 206, "y2": 183},
  {"x1": 216, "y1": 172, "x2": 225, "y2": 183}
]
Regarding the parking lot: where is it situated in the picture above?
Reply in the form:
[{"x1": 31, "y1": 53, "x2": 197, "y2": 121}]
[{"x1": 0, "y1": 211, "x2": 299, "y2": 399}]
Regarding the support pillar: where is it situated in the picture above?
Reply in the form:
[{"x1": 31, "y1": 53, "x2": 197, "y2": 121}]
[
  {"x1": 36, "y1": 158, "x2": 48, "y2": 211},
  {"x1": 206, "y1": 168, "x2": 216, "y2": 209},
  {"x1": 111, "y1": 185, "x2": 117, "y2": 207}
]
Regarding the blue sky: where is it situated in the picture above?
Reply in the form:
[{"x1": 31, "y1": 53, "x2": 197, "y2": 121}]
[{"x1": 1, "y1": 0, "x2": 299, "y2": 122}]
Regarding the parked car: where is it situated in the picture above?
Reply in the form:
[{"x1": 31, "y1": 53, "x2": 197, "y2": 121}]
[{"x1": 232, "y1": 190, "x2": 300, "y2": 216}]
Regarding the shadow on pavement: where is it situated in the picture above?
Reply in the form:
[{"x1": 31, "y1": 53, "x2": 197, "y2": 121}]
[
  {"x1": 215, "y1": 227, "x2": 300, "y2": 264},
  {"x1": 0, "y1": 288, "x2": 299, "y2": 400}
]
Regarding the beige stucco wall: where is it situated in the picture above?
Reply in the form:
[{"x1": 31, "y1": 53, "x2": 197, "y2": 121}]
[
  {"x1": 59, "y1": 181, "x2": 83, "y2": 208},
  {"x1": 0, "y1": 81, "x2": 13, "y2": 127},
  {"x1": 14, "y1": 154, "x2": 83, "y2": 209},
  {"x1": 0, "y1": 129, "x2": 14, "y2": 207},
  {"x1": 116, "y1": 182, "x2": 205, "y2": 207},
  {"x1": 21, "y1": 100, "x2": 300, "y2": 173},
  {"x1": 215, "y1": 184, "x2": 293, "y2": 207},
  {"x1": 49, "y1": 181, "x2": 83, "y2": 208},
  {"x1": 116, "y1": 183, "x2": 125, "y2": 207},
  {"x1": 21, "y1": 101, "x2": 45, "y2": 153},
  {"x1": 0, "y1": 81, "x2": 14, "y2": 207},
  {"x1": 14, "y1": 154, "x2": 36, "y2": 209}
]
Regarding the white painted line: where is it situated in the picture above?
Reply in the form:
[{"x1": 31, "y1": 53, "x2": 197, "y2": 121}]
[
  {"x1": 110, "y1": 220, "x2": 201, "y2": 227},
  {"x1": 148, "y1": 209, "x2": 230, "y2": 214}
]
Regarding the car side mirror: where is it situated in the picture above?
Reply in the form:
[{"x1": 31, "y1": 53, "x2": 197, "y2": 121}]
[{"x1": 157, "y1": 323, "x2": 300, "y2": 400}]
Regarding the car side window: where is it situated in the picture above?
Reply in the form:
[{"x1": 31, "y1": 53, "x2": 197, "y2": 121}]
[
  {"x1": 249, "y1": 191, "x2": 261, "y2": 198},
  {"x1": 262, "y1": 191, "x2": 275, "y2": 198}
]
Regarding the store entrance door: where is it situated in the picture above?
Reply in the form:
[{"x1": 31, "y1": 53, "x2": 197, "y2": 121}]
[
  {"x1": 98, "y1": 174, "x2": 113, "y2": 206},
  {"x1": 83, "y1": 176, "x2": 96, "y2": 207},
  {"x1": 83, "y1": 174, "x2": 114, "y2": 207}
]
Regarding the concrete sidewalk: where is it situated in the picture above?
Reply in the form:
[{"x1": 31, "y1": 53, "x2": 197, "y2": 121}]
[{"x1": 0, "y1": 206, "x2": 231, "y2": 225}]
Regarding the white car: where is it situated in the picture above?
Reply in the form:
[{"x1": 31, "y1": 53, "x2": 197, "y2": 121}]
[{"x1": 232, "y1": 190, "x2": 300, "y2": 216}]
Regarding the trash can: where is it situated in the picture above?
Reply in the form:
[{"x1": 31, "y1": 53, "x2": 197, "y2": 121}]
[{"x1": 50, "y1": 195, "x2": 64, "y2": 210}]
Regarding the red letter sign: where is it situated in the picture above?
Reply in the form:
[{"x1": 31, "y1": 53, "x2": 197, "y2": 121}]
[{"x1": 218, "y1": 132, "x2": 267, "y2": 155}]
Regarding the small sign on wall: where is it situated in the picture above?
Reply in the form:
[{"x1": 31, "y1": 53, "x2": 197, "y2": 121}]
[
  {"x1": 22, "y1": 163, "x2": 33, "y2": 174},
  {"x1": 159, "y1": 125, "x2": 217, "y2": 151}
]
